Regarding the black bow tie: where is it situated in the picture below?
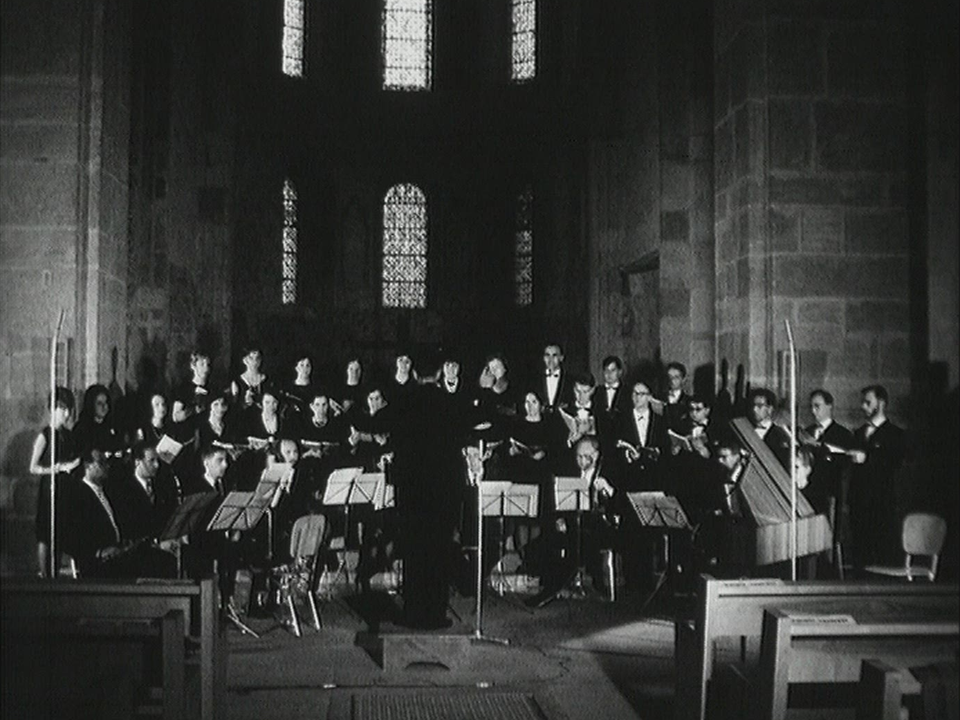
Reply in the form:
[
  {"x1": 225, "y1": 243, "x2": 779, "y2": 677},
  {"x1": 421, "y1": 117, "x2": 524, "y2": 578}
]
[{"x1": 546, "y1": 371, "x2": 559, "y2": 378}]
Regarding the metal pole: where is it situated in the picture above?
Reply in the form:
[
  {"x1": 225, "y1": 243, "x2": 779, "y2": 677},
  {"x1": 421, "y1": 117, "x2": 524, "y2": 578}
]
[
  {"x1": 785, "y1": 319, "x2": 798, "y2": 581},
  {"x1": 474, "y1": 479, "x2": 483, "y2": 638},
  {"x1": 49, "y1": 309, "x2": 64, "y2": 578}
]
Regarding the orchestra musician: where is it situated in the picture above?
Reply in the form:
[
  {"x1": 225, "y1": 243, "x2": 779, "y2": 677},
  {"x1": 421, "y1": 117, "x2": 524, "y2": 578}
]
[{"x1": 109, "y1": 441, "x2": 180, "y2": 545}]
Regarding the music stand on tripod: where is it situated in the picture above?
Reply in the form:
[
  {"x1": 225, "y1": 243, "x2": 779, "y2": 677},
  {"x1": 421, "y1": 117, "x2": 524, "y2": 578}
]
[
  {"x1": 321, "y1": 468, "x2": 380, "y2": 588},
  {"x1": 624, "y1": 491, "x2": 691, "y2": 612},
  {"x1": 480, "y1": 482, "x2": 539, "y2": 596},
  {"x1": 553, "y1": 476, "x2": 593, "y2": 597}
]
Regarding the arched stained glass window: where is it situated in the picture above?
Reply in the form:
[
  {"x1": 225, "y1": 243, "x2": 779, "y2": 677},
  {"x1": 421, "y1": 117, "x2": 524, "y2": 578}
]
[
  {"x1": 282, "y1": 0, "x2": 306, "y2": 77},
  {"x1": 514, "y1": 186, "x2": 533, "y2": 306},
  {"x1": 282, "y1": 179, "x2": 298, "y2": 305},
  {"x1": 511, "y1": 0, "x2": 536, "y2": 82},
  {"x1": 382, "y1": 184, "x2": 428, "y2": 308},
  {"x1": 382, "y1": 0, "x2": 433, "y2": 91}
]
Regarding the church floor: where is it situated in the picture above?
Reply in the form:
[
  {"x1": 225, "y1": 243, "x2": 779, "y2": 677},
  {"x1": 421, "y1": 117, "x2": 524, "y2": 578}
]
[{"x1": 226, "y1": 587, "x2": 681, "y2": 720}]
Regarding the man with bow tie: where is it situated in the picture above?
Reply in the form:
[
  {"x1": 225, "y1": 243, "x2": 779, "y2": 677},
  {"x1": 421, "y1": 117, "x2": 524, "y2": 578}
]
[
  {"x1": 748, "y1": 388, "x2": 791, "y2": 470},
  {"x1": 663, "y1": 362, "x2": 692, "y2": 432},
  {"x1": 848, "y1": 384, "x2": 906, "y2": 568},
  {"x1": 803, "y1": 389, "x2": 853, "y2": 521},
  {"x1": 540, "y1": 343, "x2": 567, "y2": 413},
  {"x1": 596, "y1": 356, "x2": 627, "y2": 458}
]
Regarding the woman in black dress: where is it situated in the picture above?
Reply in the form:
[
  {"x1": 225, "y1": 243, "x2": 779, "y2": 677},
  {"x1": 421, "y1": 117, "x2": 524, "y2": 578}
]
[{"x1": 29, "y1": 386, "x2": 81, "y2": 576}]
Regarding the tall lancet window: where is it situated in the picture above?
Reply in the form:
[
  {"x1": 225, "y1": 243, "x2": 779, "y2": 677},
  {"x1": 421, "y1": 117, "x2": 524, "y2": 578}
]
[
  {"x1": 511, "y1": 0, "x2": 536, "y2": 82},
  {"x1": 282, "y1": 0, "x2": 306, "y2": 77},
  {"x1": 382, "y1": 0, "x2": 433, "y2": 91},
  {"x1": 382, "y1": 184, "x2": 428, "y2": 308},
  {"x1": 282, "y1": 179, "x2": 298, "y2": 305},
  {"x1": 514, "y1": 186, "x2": 534, "y2": 306}
]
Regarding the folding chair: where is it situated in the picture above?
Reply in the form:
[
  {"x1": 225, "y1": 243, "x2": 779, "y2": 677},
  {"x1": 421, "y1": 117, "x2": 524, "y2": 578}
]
[
  {"x1": 864, "y1": 512, "x2": 947, "y2": 582},
  {"x1": 275, "y1": 514, "x2": 326, "y2": 637}
]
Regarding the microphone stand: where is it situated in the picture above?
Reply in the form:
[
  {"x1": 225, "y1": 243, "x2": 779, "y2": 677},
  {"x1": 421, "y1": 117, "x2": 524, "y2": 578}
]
[
  {"x1": 48, "y1": 309, "x2": 64, "y2": 578},
  {"x1": 470, "y1": 440, "x2": 509, "y2": 646}
]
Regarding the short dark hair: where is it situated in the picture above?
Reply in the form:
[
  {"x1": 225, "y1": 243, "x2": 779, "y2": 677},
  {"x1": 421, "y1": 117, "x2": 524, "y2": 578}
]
[
  {"x1": 201, "y1": 445, "x2": 227, "y2": 462},
  {"x1": 49, "y1": 386, "x2": 75, "y2": 412},
  {"x1": 809, "y1": 389, "x2": 834, "y2": 405},
  {"x1": 796, "y1": 445, "x2": 816, "y2": 468},
  {"x1": 81, "y1": 447, "x2": 107, "y2": 466},
  {"x1": 666, "y1": 362, "x2": 687, "y2": 378},
  {"x1": 573, "y1": 372, "x2": 596, "y2": 389},
  {"x1": 293, "y1": 350, "x2": 313, "y2": 365},
  {"x1": 861, "y1": 384, "x2": 889, "y2": 404},
  {"x1": 544, "y1": 343, "x2": 564, "y2": 355},
  {"x1": 131, "y1": 441, "x2": 155, "y2": 463},
  {"x1": 601, "y1": 355, "x2": 623, "y2": 371},
  {"x1": 714, "y1": 434, "x2": 743, "y2": 454},
  {"x1": 749, "y1": 388, "x2": 778, "y2": 407},
  {"x1": 689, "y1": 394, "x2": 712, "y2": 409}
]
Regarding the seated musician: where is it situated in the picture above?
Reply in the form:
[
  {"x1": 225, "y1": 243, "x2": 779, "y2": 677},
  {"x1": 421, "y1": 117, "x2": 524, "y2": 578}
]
[
  {"x1": 268, "y1": 437, "x2": 325, "y2": 565},
  {"x1": 69, "y1": 449, "x2": 176, "y2": 578},
  {"x1": 109, "y1": 441, "x2": 180, "y2": 545},
  {"x1": 525, "y1": 437, "x2": 616, "y2": 608}
]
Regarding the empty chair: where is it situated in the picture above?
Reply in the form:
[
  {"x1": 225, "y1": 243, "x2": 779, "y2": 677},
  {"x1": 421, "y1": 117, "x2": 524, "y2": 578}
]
[
  {"x1": 274, "y1": 514, "x2": 327, "y2": 636},
  {"x1": 865, "y1": 512, "x2": 947, "y2": 582}
]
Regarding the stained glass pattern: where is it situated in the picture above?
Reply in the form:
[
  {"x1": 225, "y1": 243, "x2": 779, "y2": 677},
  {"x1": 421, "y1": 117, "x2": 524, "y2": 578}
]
[
  {"x1": 282, "y1": 179, "x2": 298, "y2": 305},
  {"x1": 282, "y1": 0, "x2": 305, "y2": 77},
  {"x1": 515, "y1": 186, "x2": 533, "y2": 306},
  {"x1": 511, "y1": 0, "x2": 536, "y2": 82},
  {"x1": 382, "y1": 0, "x2": 432, "y2": 91},
  {"x1": 382, "y1": 184, "x2": 427, "y2": 308}
]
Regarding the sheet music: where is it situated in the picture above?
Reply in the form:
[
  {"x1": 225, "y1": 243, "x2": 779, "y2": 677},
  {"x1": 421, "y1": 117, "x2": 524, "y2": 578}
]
[
  {"x1": 373, "y1": 480, "x2": 395, "y2": 511},
  {"x1": 155, "y1": 434, "x2": 184, "y2": 464},
  {"x1": 668, "y1": 429, "x2": 693, "y2": 454},
  {"x1": 554, "y1": 476, "x2": 591, "y2": 512}
]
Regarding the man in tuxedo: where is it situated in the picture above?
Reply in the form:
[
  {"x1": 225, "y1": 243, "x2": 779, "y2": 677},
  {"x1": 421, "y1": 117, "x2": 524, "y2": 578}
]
[
  {"x1": 663, "y1": 362, "x2": 692, "y2": 432},
  {"x1": 848, "y1": 384, "x2": 906, "y2": 567},
  {"x1": 804, "y1": 389, "x2": 853, "y2": 519},
  {"x1": 110, "y1": 442, "x2": 180, "y2": 544},
  {"x1": 748, "y1": 388, "x2": 791, "y2": 470},
  {"x1": 597, "y1": 356, "x2": 626, "y2": 456},
  {"x1": 616, "y1": 381, "x2": 668, "y2": 492},
  {"x1": 540, "y1": 343, "x2": 567, "y2": 413}
]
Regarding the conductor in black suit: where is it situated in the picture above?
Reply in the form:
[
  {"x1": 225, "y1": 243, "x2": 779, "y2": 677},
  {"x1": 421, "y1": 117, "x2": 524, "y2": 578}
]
[
  {"x1": 394, "y1": 380, "x2": 466, "y2": 629},
  {"x1": 748, "y1": 388, "x2": 791, "y2": 470}
]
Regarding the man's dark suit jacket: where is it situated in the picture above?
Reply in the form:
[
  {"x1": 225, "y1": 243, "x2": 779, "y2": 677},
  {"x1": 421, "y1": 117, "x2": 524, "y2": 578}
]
[
  {"x1": 539, "y1": 369, "x2": 568, "y2": 414},
  {"x1": 663, "y1": 391, "x2": 692, "y2": 432},
  {"x1": 804, "y1": 420, "x2": 853, "y2": 516},
  {"x1": 761, "y1": 423, "x2": 792, "y2": 470},
  {"x1": 615, "y1": 410, "x2": 669, "y2": 491},
  {"x1": 109, "y1": 470, "x2": 180, "y2": 543},
  {"x1": 70, "y1": 480, "x2": 123, "y2": 576}
]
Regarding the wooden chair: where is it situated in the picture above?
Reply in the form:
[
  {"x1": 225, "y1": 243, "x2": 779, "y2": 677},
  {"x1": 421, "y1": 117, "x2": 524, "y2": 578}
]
[{"x1": 865, "y1": 512, "x2": 948, "y2": 582}]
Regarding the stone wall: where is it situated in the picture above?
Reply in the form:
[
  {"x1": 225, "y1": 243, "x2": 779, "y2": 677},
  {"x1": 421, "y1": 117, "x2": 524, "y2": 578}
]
[{"x1": 714, "y1": 0, "x2": 914, "y2": 425}]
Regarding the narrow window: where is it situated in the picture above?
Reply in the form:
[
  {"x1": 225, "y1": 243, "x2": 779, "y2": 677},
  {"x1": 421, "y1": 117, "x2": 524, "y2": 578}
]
[
  {"x1": 511, "y1": 0, "x2": 536, "y2": 83},
  {"x1": 382, "y1": 0, "x2": 432, "y2": 91},
  {"x1": 514, "y1": 186, "x2": 533, "y2": 306},
  {"x1": 282, "y1": 0, "x2": 306, "y2": 77},
  {"x1": 382, "y1": 184, "x2": 427, "y2": 308},
  {"x1": 282, "y1": 179, "x2": 298, "y2": 304}
]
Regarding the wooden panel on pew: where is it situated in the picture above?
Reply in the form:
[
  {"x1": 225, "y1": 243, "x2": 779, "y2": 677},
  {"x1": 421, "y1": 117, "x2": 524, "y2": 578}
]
[
  {"x1": 756, "y1": 607, "x2": 959, "y2": 720},
  {"x1": 673, "y1": 574, "x2": 960, "y2": 720},
  {"x1": 1, "y1": 577, "x2": 223, "y2": 720}
]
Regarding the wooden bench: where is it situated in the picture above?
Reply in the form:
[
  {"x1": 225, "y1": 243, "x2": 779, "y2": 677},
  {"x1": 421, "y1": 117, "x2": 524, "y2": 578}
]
[
  {"x1": 756, "y1": 608, "x2": 959, "y2": 719},
  {"x1": 1, "y1": 577, "x2": 223, "y2": 720},
  {"x1": 674, "y1": 574, "x2": 959, "y2": 720},
  {"x1": 858, "y1": 659, "x2": 959, "y2": 720}
]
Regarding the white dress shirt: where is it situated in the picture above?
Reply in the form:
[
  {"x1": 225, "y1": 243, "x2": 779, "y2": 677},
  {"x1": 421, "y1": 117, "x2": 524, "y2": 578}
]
[
  {"x1": 545, "y1": 371, "x2": 560, "y2": 405},
  {"x1": 633, "y1": 409, "x2": 651, "y2": 446}
]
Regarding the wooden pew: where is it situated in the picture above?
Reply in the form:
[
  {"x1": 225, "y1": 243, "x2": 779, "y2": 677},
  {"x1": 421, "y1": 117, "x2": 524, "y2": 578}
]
[
  {"x1": 858, "y1": 659, "x2": 960, "y2": 720},
  {"x1": 5, "y1": 610, "x2": 186, "y2": 720},
  {"x1": 757, "y1": 607, "x2": 958, "y2": 719},
  {"x1": 1, "y1": 577, "x2": 223, "y2": 720},
  {"x1": 674, "y1": 574, "x2": 959, "y2": 720}
]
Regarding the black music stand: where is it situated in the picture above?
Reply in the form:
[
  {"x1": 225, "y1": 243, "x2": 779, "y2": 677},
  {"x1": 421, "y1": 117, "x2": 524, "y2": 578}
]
[
  {"x1": 554, "y1": 476, "x2": 593, "y2": 597},
  {"x1": 321, "y1": 468, "x2": 379, "y2": 588},
  {"x1": 480, "y1": 482, "x2": 539, "y2": 596},
  {"x1": 624, "y1": 492, "x2": 692, "y2": 612}
]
